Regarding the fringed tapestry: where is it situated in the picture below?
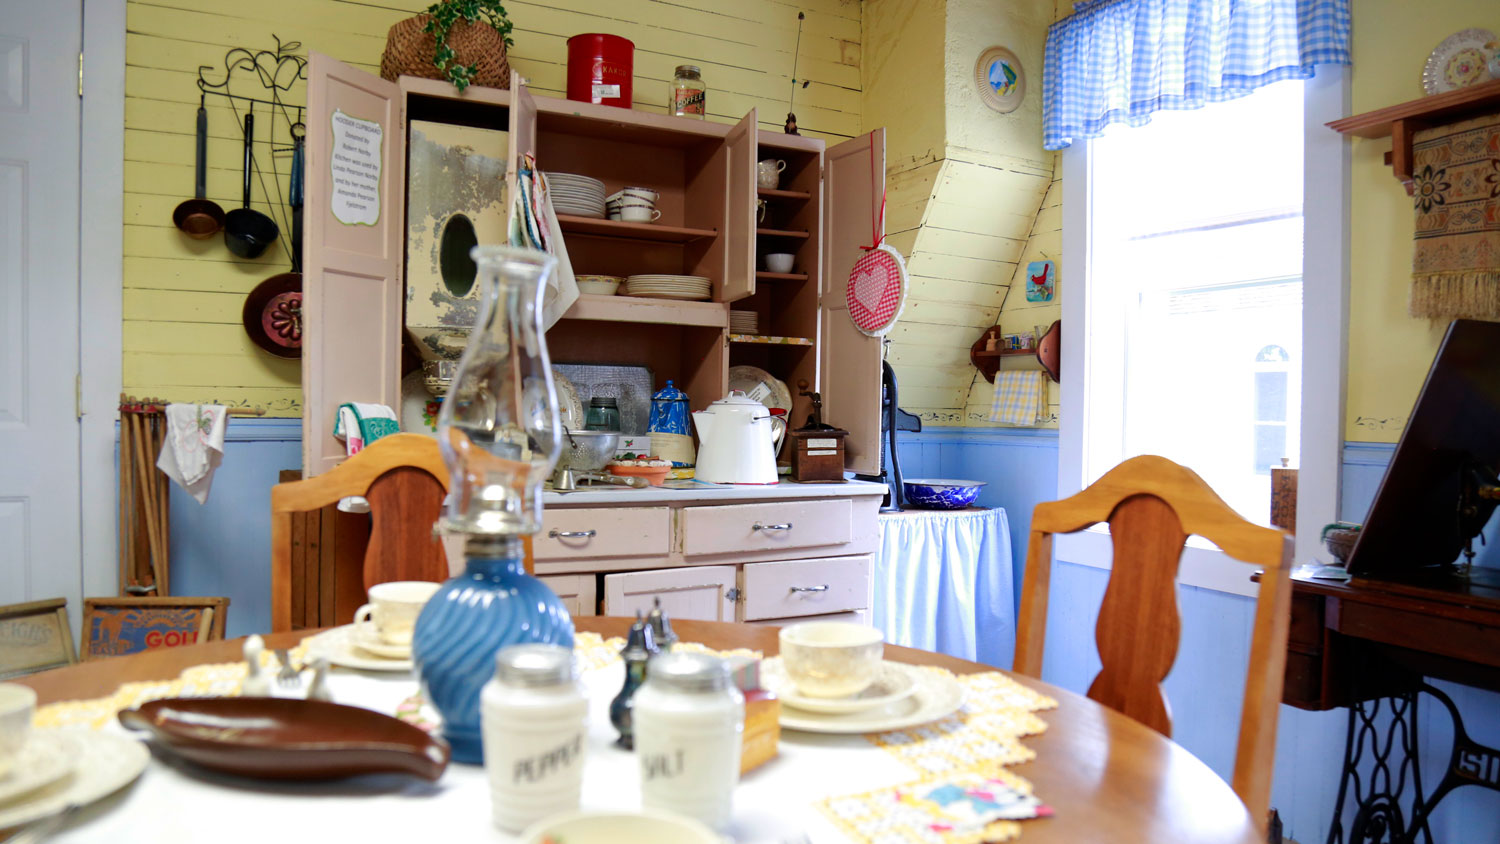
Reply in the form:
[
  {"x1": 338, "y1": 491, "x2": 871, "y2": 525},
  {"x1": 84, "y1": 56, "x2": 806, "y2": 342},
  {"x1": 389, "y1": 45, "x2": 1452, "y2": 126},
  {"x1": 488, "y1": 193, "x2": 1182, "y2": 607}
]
[{"x1": 1411, "y1": 113, "x2": 1500, "y2": 320}]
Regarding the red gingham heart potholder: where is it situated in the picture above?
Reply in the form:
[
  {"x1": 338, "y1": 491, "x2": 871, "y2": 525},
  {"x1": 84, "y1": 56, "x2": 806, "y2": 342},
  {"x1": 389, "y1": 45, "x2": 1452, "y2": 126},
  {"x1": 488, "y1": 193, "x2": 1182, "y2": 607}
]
[{"x1": 845, "y1": 244, "x2": 908, "y2": 337}]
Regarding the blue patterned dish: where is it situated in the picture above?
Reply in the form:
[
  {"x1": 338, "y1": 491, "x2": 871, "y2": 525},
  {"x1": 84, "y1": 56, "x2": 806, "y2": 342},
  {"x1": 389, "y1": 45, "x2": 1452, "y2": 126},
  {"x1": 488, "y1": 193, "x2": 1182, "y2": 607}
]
[{"x1": 903, "y1": 479, "x2": 986, "y2": 510}]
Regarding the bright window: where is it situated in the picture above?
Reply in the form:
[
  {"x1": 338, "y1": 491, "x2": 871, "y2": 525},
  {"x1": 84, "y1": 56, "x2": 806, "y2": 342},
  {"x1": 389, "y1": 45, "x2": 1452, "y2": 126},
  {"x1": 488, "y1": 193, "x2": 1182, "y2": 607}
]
[{"x1": 1084, "y1": 80, "x2": 1305, "y2": 524}]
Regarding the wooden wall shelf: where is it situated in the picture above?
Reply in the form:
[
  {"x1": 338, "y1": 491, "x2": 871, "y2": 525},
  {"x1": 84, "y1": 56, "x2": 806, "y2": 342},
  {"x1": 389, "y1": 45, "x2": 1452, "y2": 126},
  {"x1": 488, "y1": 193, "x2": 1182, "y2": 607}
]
[
  {"x1": 557, "y1": 215, "x2": 718, "y2": 243},
  {"x1": 756, "y1": 227, "x2": 812, "y2": 239},
  {"x1": 728, "y1": 334, "x2": 814, "y2": 346},
  {"x1": 755, "y1": 271, "x2": 809, "y2": 281},
  {"x1": 757, "y1": 187, "x2": 811, "y2": 200},
  {"x1": 1328, "y1": 78, "x2": 1500, "y2": 195}
]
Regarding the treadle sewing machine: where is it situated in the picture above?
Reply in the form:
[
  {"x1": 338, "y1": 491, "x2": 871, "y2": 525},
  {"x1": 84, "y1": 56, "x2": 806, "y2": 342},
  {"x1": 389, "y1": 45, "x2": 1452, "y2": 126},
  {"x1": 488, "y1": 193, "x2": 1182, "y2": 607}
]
[{"x1": 1278, "y1": 320, "x2": 1500, "y2": 844}]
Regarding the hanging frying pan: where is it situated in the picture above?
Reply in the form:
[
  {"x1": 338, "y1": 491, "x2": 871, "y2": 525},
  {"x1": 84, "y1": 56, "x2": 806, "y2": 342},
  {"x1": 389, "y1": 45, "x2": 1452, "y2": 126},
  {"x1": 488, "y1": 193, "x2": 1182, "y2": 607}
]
[
  {"x1": 172, "y1": 97, "x2": 225, "y2": 238},
  {"x1": 242, "y1": 125, "x2": 304, "y2": 359},
  {"x1": 223, "y1": 109, "x2": 279, "y2": 259}
]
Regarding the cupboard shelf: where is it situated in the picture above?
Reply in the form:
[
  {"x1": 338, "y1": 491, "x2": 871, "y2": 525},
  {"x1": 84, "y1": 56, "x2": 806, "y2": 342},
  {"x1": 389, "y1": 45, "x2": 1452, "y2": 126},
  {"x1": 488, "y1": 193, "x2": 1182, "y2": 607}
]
[
  {"x1": 756, "y1": 227, "x2": 812, "y2": 239},
  {"x1": 557, "y1": 215, "x2": 718, "y2": 243},
  {"x1": 728, "y1": 334, "x2": 814, "y2": 346},
  {"x1": 972, "y1": 349, "x2": 1035, "y2": 358},
  {"x1": 755, "y1": 271, "x2": 809, "y2": 281},
  {"x1": 563, "y1": 294, "x2": 728, "y2": 327},
  {"x1": 1328, "y1": 77, "x2": 1500, "y2": 195},
  {"x1": 757, "y1": 187, "x2": 812, "y2": 200}
]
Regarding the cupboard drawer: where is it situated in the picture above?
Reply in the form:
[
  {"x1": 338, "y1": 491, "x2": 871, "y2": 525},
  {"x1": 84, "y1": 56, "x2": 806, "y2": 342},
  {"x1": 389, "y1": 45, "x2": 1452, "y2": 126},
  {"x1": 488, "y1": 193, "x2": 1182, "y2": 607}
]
[
  {"x1": 536, "y1": 507, "x2": 671, "y2": 561},
  {"x1": 740, "y1": 555, "x2": 871, "y2": 620},
  {"x1": 682, "y1": 499, "x2": 852, "y2": 557},
  {"x1": 747, "y1": 610, "x2": 869, "y2": 627}
]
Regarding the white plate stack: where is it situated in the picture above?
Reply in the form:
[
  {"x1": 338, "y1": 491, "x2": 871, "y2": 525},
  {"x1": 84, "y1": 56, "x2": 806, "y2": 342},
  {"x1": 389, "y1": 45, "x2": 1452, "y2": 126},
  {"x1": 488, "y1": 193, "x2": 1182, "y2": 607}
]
[
  {"x1": 730, "y1": 310, "x2": 759, "y2": 334},
  {"x1": 548, "y1": 173, "x2": 607, "y2": 218},
  {"x1": 623, "y1": 275, "x2": 712, "y2": 301}
]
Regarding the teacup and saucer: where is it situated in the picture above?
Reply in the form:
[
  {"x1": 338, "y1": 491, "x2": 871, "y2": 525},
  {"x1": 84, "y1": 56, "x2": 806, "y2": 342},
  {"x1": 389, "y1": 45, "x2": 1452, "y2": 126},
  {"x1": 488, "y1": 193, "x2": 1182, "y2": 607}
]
[{"x1": 351, "y1": 581, "x2": 440, "y2": 660}]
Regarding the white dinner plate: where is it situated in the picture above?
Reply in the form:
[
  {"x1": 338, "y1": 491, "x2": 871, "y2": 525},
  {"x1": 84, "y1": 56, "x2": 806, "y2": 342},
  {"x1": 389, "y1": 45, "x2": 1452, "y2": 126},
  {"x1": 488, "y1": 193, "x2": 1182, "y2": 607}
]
[
  {"x1": 553, "y1": 370, "x2": 585, "y2": 431},
  {"x1": 0, "y1": 732, "x2": 81, "y2": 806},
  {"x1": 771, "y1": 662, "x2": 965, "y2": 734},
  {"x1": 728, "y1": 365, "x2": 792, "y2": 412},
  {"x1": 0, "y1": 731, "x2": 148, "y2": 830},
  {"x1": 302, "y1": 625, "x2": 413, "y2": 672},
  {"x1": 623, "y1": 291, "x2": 712, "y2": 301},
  {"x1": 350, "y1": 628, "x2": 413, "y2": 660},
  {"x1": 761, "y1": 657, "x2": 917, "y2": 715}
]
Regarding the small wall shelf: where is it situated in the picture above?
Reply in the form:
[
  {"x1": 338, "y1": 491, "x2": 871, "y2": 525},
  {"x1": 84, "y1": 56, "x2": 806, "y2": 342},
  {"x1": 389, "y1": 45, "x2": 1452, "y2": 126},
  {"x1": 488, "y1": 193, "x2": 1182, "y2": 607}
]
[
  {"x1": 728, "y1": 334, "x2": 814, "y2": 346},
  {"x1": 557, "y1": 215, "x2": 718, "y2": 243},
  {"x1": 757, "y1": 187, "x2": 812, "y2": 200},
  {"x1": 1328, "y1": 78, "x2": 1500, "y2": 195},
  {"x1": 755, "y1": 271, "x2": 809, "y2": 281},
  {"x1": 972, "y1": 349, "x2": 1035, "y2": 358}
]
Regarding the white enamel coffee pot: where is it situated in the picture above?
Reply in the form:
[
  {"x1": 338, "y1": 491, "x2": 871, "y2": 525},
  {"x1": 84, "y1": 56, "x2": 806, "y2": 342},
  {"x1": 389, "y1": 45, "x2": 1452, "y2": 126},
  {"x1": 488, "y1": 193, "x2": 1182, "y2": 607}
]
[{"x1": 692, "y1": 391, "x2": 786, "y2": 484}]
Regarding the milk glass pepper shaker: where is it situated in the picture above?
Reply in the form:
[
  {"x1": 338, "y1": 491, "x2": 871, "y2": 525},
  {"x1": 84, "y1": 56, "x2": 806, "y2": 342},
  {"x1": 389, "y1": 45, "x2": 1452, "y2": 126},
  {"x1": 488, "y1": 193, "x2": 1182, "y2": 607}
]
[
  {"x1": 481, "y1": 644, "x2": 588, "y2": 833},
  {"x1": 646, "y1": 596, "x2": 677, "y2": 651},
  {"x1": 610, "y1": 614, "x2": 657, "y2": 749},
  {"x1": 634, "y1": 651, "x2": 745, "y2": 831}
]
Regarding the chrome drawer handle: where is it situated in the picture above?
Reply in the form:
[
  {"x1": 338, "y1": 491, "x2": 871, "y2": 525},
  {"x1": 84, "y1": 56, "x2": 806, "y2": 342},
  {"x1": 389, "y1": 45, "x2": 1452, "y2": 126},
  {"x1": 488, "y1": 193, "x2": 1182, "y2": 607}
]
[
  {"x1": 548, "y1": 529, "x2": 596, "y2": 539},
  {"x1": 752, "y1": 522, "x2": 793, "y2": 531},
  {"x1": 789, "y1": 585, "x2": 829, "y2": 593}
]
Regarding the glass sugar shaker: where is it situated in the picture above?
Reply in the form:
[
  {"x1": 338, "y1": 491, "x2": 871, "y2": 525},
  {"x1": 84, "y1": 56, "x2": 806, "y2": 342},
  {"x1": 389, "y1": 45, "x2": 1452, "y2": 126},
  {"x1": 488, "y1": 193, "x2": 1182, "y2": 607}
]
[
  {"x1": 480, "y1": 644, "x2": 588, "y2": 833},
  {"x1": 669, "y1": 65, "x2": 706, "y2": 119},
  {"x1": 634, "y1": 651, "x2": 744, "y2": 830}
]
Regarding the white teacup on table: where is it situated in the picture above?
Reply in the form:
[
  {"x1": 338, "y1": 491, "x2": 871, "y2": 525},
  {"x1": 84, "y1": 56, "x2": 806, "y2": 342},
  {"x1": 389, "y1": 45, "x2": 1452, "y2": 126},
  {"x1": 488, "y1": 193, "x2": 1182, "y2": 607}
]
[
  {"x1": 353, "y1": 581, "x2": 440, "y2": 657},
  {"x1": 777, "y1": 621, "x2": 884, "y2": 698},
  {"x1": 0, "y1": 683, "x2": 35, "y2": 779}
]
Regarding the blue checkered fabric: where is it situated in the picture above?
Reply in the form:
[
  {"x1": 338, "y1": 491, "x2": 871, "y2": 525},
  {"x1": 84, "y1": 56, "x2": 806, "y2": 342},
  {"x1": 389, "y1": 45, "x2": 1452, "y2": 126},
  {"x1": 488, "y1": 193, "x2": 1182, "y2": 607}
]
[{"x1": 1043, "y1": 0, "x2": 1350, "y2": 150}]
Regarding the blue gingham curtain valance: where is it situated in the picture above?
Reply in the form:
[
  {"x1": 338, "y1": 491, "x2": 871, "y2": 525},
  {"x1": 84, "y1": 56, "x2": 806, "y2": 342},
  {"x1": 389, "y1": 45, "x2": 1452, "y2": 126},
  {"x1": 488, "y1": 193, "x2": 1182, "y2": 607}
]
[{"x1": 1042, "y1": 0, "x2": 1351, "y2": 150}]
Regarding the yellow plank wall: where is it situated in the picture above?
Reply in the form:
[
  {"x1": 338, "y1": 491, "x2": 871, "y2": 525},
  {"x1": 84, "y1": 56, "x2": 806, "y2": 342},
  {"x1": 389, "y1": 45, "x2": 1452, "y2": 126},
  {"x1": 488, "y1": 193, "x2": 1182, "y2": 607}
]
[
  {"x1": 1343, "y1": 0, "x2": 1499, "y2": 443},
  {"x1": 123, "y1": 0, "x2": 862, "y2": 416},
  {"x1": 862, "y1": 0, "x2": 1055, "y2": 426}
]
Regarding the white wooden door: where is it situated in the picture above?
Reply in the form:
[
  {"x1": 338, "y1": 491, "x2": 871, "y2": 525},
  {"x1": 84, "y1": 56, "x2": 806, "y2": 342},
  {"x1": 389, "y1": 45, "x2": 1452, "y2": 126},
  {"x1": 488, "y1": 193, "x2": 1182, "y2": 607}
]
[
  {"x1": 721, "y1": 109, "x2": 758, "y2": 303},
  {"x1": 0, "y1": 1, "x2": 83, "y2": 607},
  {"x1": 821, "y1": 130, "x2": 886, "y2": 475},
  {"x1": 302, "y1": 53, "x2": 406, "y2": 476},
  {"x1": 603, "y1": 566, "x2": 736, "y2": 622}
]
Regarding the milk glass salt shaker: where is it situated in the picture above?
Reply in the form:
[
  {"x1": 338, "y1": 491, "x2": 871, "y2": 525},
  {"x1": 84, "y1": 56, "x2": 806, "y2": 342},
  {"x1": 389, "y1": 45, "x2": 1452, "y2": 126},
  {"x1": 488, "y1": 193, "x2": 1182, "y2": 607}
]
[
  {"x1": 481, "y1": 644, "x2": 588, "y2": 833},
  {"x1": 634, "y1": 652, "x2": 744, "y2": 830}
]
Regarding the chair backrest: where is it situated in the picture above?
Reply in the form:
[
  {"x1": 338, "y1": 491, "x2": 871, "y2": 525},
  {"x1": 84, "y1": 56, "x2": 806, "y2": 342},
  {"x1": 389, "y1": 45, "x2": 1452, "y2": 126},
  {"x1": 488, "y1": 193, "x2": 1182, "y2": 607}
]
[
  {"x1": 271, "y1": 434, "x2": 450, "y2": 632},
  {"x1": 1013, "y1": 454, "x2": 1293, "y2": 824}
]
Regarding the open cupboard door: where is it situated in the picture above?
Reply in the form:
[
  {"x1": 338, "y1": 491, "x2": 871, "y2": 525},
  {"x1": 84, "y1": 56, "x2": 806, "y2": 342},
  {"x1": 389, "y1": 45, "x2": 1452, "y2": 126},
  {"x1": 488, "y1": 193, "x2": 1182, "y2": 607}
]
[
  {"x1": 821, "y1": 129, "x2": 885, "y2": 475},
  {"x1": 302, "y1": 53, "x2": 406, "y2": 476},
  {"x1": 720, "y1": 109, "x2": 758, "y2": 303},
  {"x1": 506, "y1": 71, "x2": 536, "y2": 210}
]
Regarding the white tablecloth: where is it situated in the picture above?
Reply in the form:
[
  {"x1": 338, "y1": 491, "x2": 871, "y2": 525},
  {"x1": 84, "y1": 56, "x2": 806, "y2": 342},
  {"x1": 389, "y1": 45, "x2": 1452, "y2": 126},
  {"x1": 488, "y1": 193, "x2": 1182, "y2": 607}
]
[
  {"x1": 872, "y1": 508, "x2": 1014, "y2": 668},
  {"x1": 49, "y1": 662, "x2": 922, "y2": 844}
]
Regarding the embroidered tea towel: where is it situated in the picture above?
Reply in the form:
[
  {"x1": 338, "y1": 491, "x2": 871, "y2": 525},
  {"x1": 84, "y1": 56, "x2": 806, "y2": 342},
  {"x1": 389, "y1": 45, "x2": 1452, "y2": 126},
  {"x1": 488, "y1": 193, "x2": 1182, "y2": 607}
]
[
  {"x1": 332, "y1": 402, "x2": 398, "y2": 514},
  {"x1": 1410, "y1": 113, "x2": 1500, "y2": 320},
  {"x1": 988, "y1": 371, "x2": 1046, "y2": 425},
  {"x1": 156, "y1": 404, "x2": 228, "y2": 504}
]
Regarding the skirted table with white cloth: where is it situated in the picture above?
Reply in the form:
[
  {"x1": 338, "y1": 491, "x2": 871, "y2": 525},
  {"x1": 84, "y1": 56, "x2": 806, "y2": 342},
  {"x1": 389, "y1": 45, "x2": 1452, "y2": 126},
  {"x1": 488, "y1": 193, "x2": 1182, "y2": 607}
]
[{"x1": 872, "y1": 507, "x2": 1014, "y2": 667}]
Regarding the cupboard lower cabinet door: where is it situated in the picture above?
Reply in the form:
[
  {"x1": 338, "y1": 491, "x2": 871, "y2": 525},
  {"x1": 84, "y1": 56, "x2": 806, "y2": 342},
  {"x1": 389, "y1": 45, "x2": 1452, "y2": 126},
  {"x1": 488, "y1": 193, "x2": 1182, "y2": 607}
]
[
  {"x1": 746, "y1": 610, "x2": 869, "y2": 627},
  {"x1": 539, "y1": 574, "x2": 597, "y2": 618},
  {"x1": 603, "y1": 566, "x2": 737, "y2": 622}
]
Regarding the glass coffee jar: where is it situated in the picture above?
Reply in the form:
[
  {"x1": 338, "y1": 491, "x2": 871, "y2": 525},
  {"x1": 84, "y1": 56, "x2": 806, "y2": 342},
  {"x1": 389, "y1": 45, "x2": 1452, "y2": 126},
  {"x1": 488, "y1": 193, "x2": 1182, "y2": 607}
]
[{"x1": 669, "y1": 65, "x2": 706, "y2": 119}]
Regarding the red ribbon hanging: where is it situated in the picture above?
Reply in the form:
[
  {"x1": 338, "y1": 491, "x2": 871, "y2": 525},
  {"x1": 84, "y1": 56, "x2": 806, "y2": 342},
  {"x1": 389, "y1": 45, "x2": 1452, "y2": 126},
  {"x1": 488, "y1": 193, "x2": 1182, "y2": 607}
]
[{"x1": 860, "y1": 138, "x2": 886, "y2": 252}]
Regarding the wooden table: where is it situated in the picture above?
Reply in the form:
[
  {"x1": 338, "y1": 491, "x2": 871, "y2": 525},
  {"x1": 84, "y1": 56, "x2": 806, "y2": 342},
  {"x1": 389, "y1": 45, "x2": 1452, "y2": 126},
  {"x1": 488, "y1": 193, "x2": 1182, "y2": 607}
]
[{"x1": 18, "y1": 618, "x2": 1261, "y2": 844}]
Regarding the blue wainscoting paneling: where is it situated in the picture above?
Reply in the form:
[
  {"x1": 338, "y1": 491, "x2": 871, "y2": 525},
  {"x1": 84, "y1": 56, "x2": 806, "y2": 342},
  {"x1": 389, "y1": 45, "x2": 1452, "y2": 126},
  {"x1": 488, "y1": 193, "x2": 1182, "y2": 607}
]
[
  {"x1": 164, "y1": 418, "x2": 302, "y2": 638},
  {"x1": 904, "y1": 430, "x2": 1499, "y2": 843}
]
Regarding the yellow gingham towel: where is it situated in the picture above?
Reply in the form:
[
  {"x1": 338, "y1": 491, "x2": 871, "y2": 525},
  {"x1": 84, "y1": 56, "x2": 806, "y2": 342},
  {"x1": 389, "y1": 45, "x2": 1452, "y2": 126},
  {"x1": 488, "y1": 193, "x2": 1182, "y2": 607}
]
[{"x1": 989, "y1": 371, "x2": 1046, "y2": 425}]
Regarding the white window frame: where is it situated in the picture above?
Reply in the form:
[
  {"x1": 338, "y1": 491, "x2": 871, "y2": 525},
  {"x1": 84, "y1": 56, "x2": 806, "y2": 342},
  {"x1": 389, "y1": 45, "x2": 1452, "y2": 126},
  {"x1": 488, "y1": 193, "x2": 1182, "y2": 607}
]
[{"x1": 1058, "y1": 66, "x2": 1351, "y2": 597}]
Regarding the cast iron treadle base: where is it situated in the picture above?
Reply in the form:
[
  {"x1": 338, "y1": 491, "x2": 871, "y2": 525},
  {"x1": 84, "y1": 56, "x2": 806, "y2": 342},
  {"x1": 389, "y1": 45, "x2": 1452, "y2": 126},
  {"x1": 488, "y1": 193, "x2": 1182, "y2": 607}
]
[{"x1": 1327, "y1": 684, "x2": 1500, "y2": 844}]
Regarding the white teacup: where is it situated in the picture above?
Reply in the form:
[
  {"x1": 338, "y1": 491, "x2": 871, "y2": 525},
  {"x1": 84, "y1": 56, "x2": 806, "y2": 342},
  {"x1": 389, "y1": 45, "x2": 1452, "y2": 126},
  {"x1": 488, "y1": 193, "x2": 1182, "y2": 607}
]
[
  {"x1": 354, "y1": 581, "x2": 440, "y2": 647},
  {"x1": 0, "y1": 683, "x2": 36, "y2": 778},
  {"x1": 778, "y1": 622, "x2": 884, "y2": 698},
  {"x1": 757, "y1": 159, "x2": 786, "y2": 189},
  {"x1": 764, "y1": 253, "x2": 795, "y2": 274},
  {"x1": 619, "y1": 205, "x2": 662, "y2": 223}
]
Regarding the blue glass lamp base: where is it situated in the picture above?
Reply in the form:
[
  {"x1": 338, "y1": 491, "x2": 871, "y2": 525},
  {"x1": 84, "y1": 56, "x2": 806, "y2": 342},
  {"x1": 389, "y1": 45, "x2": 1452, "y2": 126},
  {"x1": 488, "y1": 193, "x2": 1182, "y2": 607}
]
[{"x1": 411, "y1": 550, "x2": 575, "y2": 765}]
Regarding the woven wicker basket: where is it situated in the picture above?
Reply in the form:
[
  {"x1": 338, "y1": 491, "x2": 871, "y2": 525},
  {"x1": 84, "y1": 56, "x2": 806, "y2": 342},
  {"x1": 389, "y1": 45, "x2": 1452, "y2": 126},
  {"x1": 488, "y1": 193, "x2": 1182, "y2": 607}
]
[{"x1": 380, "y1": 14, "x2": 511, "y2": 89}]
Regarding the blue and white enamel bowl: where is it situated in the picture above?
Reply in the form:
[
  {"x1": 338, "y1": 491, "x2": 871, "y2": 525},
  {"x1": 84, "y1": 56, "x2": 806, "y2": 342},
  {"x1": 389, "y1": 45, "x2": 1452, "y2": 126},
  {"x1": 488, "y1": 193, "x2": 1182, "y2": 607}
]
[{"x1": 903, "y1": 479, "x2": 986, "y2": 510}]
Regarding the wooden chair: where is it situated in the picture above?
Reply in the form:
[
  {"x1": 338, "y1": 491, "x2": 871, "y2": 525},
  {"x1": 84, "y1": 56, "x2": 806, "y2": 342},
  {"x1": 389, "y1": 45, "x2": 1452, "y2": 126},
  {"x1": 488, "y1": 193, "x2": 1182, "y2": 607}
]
[
  {"x1": 271, "y1": 433, "x2": 452, "y2": 632},
  {"x1": 1013, "y1": 454, "x2": 1293, "y2": 824}
]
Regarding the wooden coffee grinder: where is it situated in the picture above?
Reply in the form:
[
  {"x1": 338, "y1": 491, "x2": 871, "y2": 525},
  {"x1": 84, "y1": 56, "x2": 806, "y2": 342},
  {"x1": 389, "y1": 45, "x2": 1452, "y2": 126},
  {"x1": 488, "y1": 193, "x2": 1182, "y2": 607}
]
[{"x1": 788, "y1": 386, "x2": 847, "y2": 483}]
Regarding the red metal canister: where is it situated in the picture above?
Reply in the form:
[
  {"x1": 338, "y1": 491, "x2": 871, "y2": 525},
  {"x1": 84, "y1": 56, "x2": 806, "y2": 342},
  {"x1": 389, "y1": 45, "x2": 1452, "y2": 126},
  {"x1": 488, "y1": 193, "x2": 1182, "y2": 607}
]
[{"x1": 566, "y1": 34, "x2": 634, "y2": 108}]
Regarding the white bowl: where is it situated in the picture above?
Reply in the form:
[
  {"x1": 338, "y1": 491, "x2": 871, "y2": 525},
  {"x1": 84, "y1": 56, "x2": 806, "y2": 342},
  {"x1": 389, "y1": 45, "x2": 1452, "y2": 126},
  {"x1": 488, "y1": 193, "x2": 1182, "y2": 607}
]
[
  {"x1": 519, "y1": 809, "x2": 721, "y2": 844},
  {"x1": 778, "y1": 622, "x2": 884, "y2": 699},
  {"x1": 764, "y1": 253, "x2": 795, "y2": 274},
  {"x1": 577, "y1": 279, "x2": 621, "y2": 295}
]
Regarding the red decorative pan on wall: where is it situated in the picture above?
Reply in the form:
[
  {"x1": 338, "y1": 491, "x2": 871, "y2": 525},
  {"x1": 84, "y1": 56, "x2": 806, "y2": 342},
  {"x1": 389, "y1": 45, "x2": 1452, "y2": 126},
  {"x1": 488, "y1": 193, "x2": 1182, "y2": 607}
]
[{"x1": 242, "y1": 273, "x2": 303, "y2": 359}]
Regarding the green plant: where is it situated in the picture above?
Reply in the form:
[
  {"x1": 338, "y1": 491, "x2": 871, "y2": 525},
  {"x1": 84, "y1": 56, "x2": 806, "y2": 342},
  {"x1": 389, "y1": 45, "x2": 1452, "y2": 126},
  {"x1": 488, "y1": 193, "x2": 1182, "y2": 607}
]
[{"x1": 422, "y1": 0, "x2": 515, "y2": 91}]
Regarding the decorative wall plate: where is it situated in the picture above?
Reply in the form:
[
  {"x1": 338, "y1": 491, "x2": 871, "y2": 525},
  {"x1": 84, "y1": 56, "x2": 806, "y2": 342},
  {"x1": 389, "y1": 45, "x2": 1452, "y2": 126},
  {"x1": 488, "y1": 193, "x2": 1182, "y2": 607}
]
[
  {"x1": 975, "y1": 46, "x2": 1026, "y2": 113},
  {"x1": 1423, "y1": 28, "x2": 1496, "y2": 94}
]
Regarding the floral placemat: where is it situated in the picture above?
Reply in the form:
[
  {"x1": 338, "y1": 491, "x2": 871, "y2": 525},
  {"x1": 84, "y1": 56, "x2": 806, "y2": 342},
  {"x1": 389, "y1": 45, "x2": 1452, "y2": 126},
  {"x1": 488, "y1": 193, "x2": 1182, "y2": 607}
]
[{"x1": 867, "y1": 670, "x2": 1056, "y2": 775}]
